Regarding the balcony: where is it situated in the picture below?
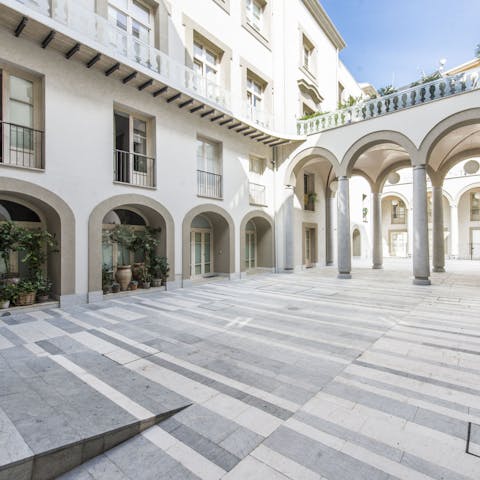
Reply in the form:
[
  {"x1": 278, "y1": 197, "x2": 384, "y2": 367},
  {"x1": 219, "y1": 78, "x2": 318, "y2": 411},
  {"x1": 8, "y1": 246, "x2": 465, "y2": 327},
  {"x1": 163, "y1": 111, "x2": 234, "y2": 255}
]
[
  {"x1": 0, "y1": 121, "x2": 43, "y2": 169},
  {"x1": 249, "y1": 182, "x2": 267, "y2": 206},
  {"x1": 114, "y1": 149, "x2": 155, "y2": 188},
  {"x1": 297, "y1": 67, "x2": 480, "y2": 135},
  {"x1": 244, "y1": 104, "x2": 273, "y2": 130},
  {"x1": 197, "y1": 170, "x2": 222, "y2": 199}
]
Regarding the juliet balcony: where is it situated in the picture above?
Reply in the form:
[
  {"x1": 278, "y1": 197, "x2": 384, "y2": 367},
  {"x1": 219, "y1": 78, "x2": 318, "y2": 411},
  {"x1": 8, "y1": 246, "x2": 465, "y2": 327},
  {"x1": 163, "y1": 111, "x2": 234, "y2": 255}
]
[
  {"x1": 0, "y1": 121, "x2": 44, "y2": 170},
  {"x1": 1, "y1": 0, "x2": 299, "y2": 145},
  {"x1": 297, "y1": 67, "x2": 480, "y2": 135}
]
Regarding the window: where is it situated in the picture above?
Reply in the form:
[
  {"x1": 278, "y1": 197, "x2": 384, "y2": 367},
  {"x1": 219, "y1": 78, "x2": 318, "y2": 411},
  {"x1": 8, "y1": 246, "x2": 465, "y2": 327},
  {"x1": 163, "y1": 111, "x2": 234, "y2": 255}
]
[
  {"x1": 108, "y1": 0, "x2": 152, "y2": 60},
  {"x1": 193, "y1": 40, "x2": 218, "y2": 81},
  {"x1": 0, "y1": 68, "x2": 43, "y2": 169},
  {"x1": 391, "y1": 199, "x2": 406, "y2": 224},
  {"x1": 197, "y1": 137, "x2": 222, "y2": 198},
  {"x1": 303, "y1": 173, "x2": 315, "y2": 211},
  {"x1": 246, "y1": 0, "x2": 264, "y2": 32},
  {"x1": 247, "y1": 75, "x2": 264, "y2": 110},
  {"x1": 302, "y1": 35, "x2": 314, "y2": 72},
  {"x1": 113, "y1": 111, "x2": 154, "y2": 187},
  {"x1": 471, "y1": 192, "x2": 480, "y2": 221},
  {"x1": 249, "y1": 155, "x2": 265, "y2": 176}
]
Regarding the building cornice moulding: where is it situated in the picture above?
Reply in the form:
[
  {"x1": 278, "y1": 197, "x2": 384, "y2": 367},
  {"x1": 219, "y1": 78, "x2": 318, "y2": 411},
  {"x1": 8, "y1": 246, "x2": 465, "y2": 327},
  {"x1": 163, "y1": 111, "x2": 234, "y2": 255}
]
[{"x1": 302, "y1": 0, "x2": 346, "y2": 51}]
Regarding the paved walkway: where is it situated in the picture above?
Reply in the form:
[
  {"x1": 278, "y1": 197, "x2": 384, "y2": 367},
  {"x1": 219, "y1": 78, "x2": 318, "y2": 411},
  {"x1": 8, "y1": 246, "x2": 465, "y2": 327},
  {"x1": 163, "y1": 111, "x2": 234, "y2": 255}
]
[{"x1": 1, "y1": 260, "x2": 480, "y2": 479}]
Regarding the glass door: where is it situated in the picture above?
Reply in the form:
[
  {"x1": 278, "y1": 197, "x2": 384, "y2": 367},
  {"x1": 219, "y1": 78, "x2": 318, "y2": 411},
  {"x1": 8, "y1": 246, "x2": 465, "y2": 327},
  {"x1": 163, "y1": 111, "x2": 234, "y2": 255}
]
[
  {"x1": 245, "y1": 231, "x2": 256, "y2": 270},
  {"x1": 191, "y1": 230, "x2": 213, "y2": 277}
]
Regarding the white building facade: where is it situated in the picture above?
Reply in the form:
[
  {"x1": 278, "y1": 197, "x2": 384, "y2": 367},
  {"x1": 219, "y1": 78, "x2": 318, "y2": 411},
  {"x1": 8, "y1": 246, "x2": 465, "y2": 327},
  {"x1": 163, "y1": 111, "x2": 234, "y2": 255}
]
[{"x1": 0, "y1": 0, "x2": 479, "y2": 307}]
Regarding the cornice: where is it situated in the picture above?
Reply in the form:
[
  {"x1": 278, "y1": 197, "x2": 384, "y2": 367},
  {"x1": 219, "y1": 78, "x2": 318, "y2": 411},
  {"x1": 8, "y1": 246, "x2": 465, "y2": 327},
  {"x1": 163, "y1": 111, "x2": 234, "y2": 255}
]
[{"x1": 302, "y1": 0, "x2": 346, "y2": 51}]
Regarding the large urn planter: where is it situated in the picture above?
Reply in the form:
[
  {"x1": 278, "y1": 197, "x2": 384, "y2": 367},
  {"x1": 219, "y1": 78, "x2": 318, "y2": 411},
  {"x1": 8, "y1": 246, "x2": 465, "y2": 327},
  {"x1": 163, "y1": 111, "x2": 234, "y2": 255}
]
[{"x1": 115, "y1": 265, "x2": 132, "y2": 291}]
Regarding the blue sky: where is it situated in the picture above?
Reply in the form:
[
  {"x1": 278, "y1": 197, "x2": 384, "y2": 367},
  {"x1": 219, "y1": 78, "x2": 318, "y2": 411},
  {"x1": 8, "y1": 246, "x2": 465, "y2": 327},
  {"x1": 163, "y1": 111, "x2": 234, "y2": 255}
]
[{"x1": 320, "y1": 0, "x2": 480, "y2": 89}]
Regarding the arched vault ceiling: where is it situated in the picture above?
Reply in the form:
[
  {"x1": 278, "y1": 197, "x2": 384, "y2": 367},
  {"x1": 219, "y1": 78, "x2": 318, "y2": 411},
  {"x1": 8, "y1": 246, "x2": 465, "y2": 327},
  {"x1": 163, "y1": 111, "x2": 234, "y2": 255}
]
[
  {"x1": 354, "y1": 143, "x2": 410, "y2": 182},
  {"x1": 429, "y1": 125, "x2": 480, "y2": 172}
]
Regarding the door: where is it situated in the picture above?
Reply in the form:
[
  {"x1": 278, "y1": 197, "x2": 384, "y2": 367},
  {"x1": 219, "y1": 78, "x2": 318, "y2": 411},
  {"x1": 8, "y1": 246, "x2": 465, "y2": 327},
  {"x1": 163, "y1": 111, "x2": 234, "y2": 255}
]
[
  {"x1": 304, "y1": 228, "x2": 315, "y2": 267},
  {"x1": 191, "y1": 229, "x2": 212, "y2": 277},
  {"x1": 471, "y1": 229, "x2": 480, "y2": 259},
  {"x1": 352, "y1": 229, "x2": 361, "y2": 257},
  {"x1": 245, "y1": 230, "x2": 256, "y2": 270},
  {"x1": 390, "y1": 231, "x2": 408, "y2": 257}
]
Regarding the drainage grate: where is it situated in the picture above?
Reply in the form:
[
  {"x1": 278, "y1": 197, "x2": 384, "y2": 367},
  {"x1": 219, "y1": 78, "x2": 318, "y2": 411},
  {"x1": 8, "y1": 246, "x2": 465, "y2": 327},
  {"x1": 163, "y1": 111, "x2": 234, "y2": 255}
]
[{"x1": 466, "y1": 422, "x2": 480, "y2": 458}]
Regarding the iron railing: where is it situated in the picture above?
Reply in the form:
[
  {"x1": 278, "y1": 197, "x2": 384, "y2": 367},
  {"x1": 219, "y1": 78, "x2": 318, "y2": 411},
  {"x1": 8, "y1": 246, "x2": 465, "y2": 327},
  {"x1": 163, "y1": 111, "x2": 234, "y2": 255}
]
[
  {"x1": 114, "y1": 149, "x2": 155, "y2": 187},
  {"x1": 298, "y1": 67, "x2": 480, "y2": 135},
  {"x1": 0, "y1": 121, "x2": 43, "y2": 169},
  {"x1": 249, "y1": 182, "x2": 266, "y2": 206},
  {"x1": 197, "y1": 170, "x2": 222, "y2": 199}
]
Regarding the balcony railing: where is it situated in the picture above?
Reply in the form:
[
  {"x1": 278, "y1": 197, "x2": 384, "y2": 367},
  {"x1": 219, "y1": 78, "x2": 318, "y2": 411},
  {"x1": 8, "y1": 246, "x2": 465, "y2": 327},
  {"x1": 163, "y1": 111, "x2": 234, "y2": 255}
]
[
  {"x1": 114, "y1": 149, "x2": 155, "y2": 188},
  {"x1": 244, "y1": 104, "x2": 273, "y2": 130},
  {"x1": 297, "y1": 68, "x2": 480, "y2": 135},
  {"x1": 249, "y1": 182, "x2": 266, "y2": 206},
  {"x1": 14, "y1": 0, "x2": 230, "y2": 109},
  {"x1": 0, "y1": 121, "x2": 43, "y2": 169},
  {"x1": 197, "y1": 170, "x2": 222, "y2": 199}
]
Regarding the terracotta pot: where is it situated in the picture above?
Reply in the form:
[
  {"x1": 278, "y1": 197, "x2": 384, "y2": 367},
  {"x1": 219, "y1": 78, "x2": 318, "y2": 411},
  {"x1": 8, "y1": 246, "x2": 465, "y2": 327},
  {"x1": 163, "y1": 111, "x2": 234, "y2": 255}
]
[
  {"x1": 129, "y1": 282, "x2": 138, "y2": 291},
  {"x1": 115, "y1": 266, "x2": 132, "y2": 291},
  {"x1": 111, "y1": 283, "x2": 121, "y2": 293}
]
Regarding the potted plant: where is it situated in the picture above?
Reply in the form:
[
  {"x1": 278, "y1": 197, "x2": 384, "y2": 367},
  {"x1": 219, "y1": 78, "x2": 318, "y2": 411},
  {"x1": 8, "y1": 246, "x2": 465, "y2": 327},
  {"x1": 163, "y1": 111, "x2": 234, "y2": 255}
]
[
  {"x1": 149, "y1": 255, "x2": 162, "y2": 287},
  {"x1": 0, "y1": 283, "x2": 16, "y2": 309},
  {"x1": 140, "y1": 270, "x2": 151, "y2": 289},
  {"x1": 108, "y1": 225, "x2": 134, "y2": 291},
  {"x1": 102, "y1": 264, "x2": 113, "y2": 294},
  {"x1": 0, "y1": 221, "x2": 23, "y2": 284},
  {"x1": 158, "y1": 256, "x2": 170, "y2": 286},
  {"x1": 130, "y1": 226, "x2": 161, "y2": 280},
  {"x1": 131, "y1": 262, "x2": 145, "y2": 282},
  {"x1": 19, "y1": 228, "x2": 58, "y2": 281},
  {"x1": 35, "y1": 275, "x2": 52, "y2": 303},
  {"x1": 111, "y1": 282, "x2": 121, "y2": 294},
  {"x1": 129, "y1": 280, "x2": 138, "y2": 291},
  {"x1": 15, "y1": 280, "x2": 36, "y2": 306}
]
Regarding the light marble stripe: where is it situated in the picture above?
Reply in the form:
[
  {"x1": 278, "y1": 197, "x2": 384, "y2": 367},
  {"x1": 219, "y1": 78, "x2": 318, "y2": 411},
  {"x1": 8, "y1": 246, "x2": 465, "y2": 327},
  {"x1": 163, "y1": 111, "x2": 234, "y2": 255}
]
[
  {"x1": 155, "y1": 351, "x2": 300, "y2": 412},
  {"x1": 285, "y1": 418, "x2": 437, "y2": 480},
  {"x1": 251, "y1": 444, "x2": 322, "y2": 480},
  {"x1": 335, "y1": 375, "x2": 480, "y2": 425},
  {"x1": 98, "y1": 306, "x2": 146, "y2": 321},
  {"x1": 26, "y1": 310, "x2": 53, "y2": 321},
  {"x1": 84, "y1": 310, "x2": 119, "y2": 324},
  {"x1": 301, "y1": 392, "x2": 480, "y2": 478},
  {"x1": 360, "y1": 350, "x2": 480, "y2": 390},
  {"x1": 222, "y1": 455, "x2": 291, "y2": 480},
  {"x1": 23, "y1": 342, "x2": 48, "y2": 356},
  {"x1": 8, "y1": 319, "x2": 64, "y2": 343},
  {"x1": 96, "y1": 327, "x2": 159, "y2": 355},
  {"x1": 142, "y1": 426, "x2": 226, "y2": 480},
  {"x1": 347, "y1": 363, "x2": 480, "y2": 410}
]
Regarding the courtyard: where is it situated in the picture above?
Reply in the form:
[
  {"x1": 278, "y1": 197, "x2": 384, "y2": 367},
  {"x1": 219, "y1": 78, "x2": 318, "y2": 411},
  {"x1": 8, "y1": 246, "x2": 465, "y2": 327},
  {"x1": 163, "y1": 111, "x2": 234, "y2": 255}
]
[{"x1": 0, "y1": 260, "x2": 480, "y2": 479}]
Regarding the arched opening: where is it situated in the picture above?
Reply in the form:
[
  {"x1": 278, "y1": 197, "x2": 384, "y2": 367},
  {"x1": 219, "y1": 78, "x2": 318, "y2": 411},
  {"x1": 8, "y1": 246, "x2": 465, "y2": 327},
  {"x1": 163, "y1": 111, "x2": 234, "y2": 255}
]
[
  {"x1": 240, "y1": 212, "x2": 274, "y2": 274},
  {"x1": 458, "y1": 186, "x2": 480, "y2": 259},
  {"x1": 88, "y1": 195, "x2": 174, "y2": 299},
  {"x1": 182, "y1": 205, "x2": 234, "y2": 281},
  {"x1": 381, "y1": 194, "x2": 409, "y2": 258},
  {"x1": 0, "y1": 179, "x2": 75, "y2": 305},
  {"x1": 352, "y1": 228, "x2": 361, "y2": 257}
]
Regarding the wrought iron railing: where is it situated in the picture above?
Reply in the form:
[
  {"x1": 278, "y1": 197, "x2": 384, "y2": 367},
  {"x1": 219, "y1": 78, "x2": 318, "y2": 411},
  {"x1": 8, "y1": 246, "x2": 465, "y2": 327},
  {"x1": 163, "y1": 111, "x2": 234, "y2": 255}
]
[
  {"x1": 249, "y1": 182, "x2": 266, "y2": 206},
  {"x1": 114, "y1": 149, "x2": 155, "y2": 187},
  {"x1": 297, "y1": 68, "x2": 480, "y2": 135},
  {"x1": 0, "y1": 121, "x2": 43, "y2": 169},
  {"x1": 197, "y1": 170, "x2": 222, "y2": 199}
]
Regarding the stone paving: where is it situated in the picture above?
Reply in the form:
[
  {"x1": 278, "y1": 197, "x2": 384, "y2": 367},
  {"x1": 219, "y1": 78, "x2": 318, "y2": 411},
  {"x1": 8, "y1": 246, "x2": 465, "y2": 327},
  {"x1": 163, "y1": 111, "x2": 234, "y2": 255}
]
[{"x1": 1, "y1": 260, "x2": 480, "y2": 479}]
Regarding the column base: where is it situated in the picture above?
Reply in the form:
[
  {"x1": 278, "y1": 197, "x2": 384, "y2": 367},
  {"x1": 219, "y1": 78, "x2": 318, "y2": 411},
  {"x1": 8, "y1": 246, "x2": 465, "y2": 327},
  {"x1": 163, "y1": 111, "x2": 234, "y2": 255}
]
[
  {"x1": 433, "y1": 266, "x2": 445, "y2": 273},
  {"x1": 372, "y1": 264, "x2": 383, "y2": 270},
  {"x1": 413, "y1": 277, "x2": 431, "y2": 286},
  {"x1": 337, "y1": 273, "x2": 352, "y2": 279}
]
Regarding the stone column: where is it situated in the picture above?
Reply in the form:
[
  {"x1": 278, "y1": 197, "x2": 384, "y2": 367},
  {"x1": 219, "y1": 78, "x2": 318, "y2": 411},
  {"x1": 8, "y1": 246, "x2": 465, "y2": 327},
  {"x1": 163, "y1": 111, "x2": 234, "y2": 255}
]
[
  {"x1": 284, "y1": 186, "x2": 295, "y2": 271},
  {"x1": 432, "y1": 185, "x2": 445, "y2": 272},
  {"x1": 337, "y1": 176, "x2": 352, "y2": 279},
  {"x1": 372, "y1": 191, "x2": 383, "y2": 269},
  {"x1": 326, "y1": 195, "x2": 336, "y2": 266},
  {"x1": 412, "y1": 165, "x2": 431, "y2": 285},
  {"x1": 450, "y1": 204, "x2": 459, "y2": 258}
]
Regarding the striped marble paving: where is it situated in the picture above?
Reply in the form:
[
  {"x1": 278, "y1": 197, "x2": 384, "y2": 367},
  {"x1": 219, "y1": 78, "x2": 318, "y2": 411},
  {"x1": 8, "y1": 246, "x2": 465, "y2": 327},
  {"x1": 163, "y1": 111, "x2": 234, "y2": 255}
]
[{"x1": 0, "y1": 260, "x2": 479, "y2": 479}]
